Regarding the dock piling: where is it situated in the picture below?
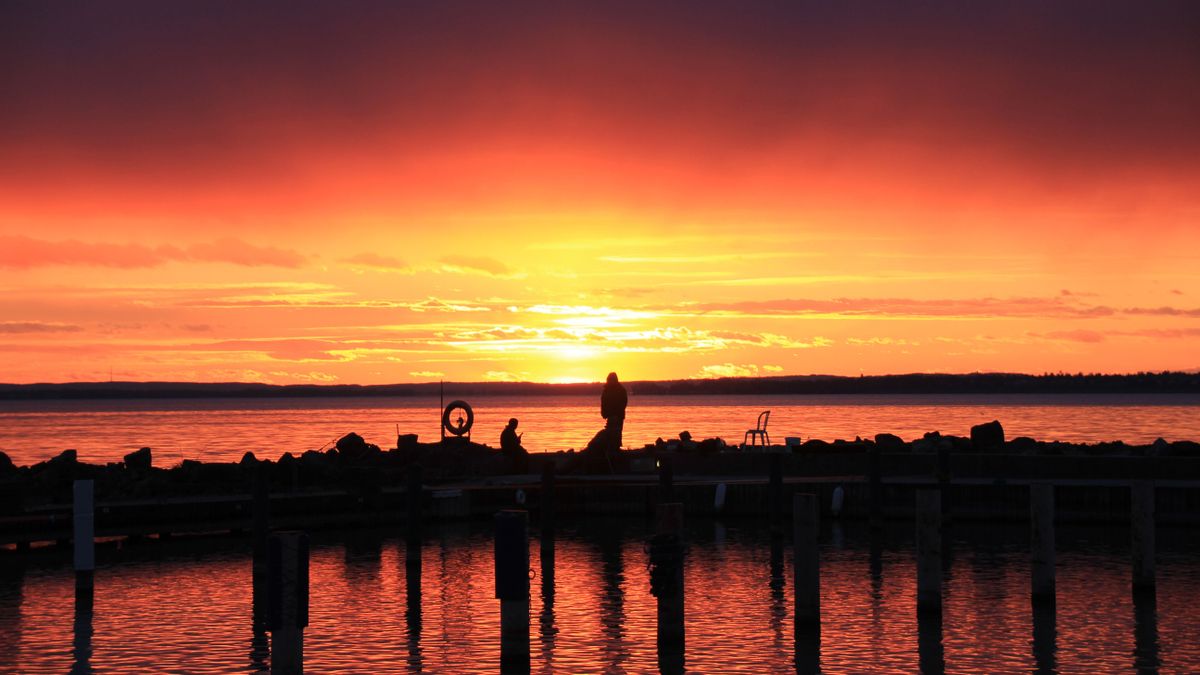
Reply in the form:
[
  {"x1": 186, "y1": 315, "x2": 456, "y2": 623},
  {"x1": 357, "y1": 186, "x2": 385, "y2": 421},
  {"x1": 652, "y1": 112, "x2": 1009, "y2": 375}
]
[
  {"x1": 652, "y1": 502, "x2": 685, "y2": 674},
  {"x1": 916, "y1": 489, "x2": 942, "y2": 615},
  {"x1": 267, "y1": 531, "x2": 309, "y2": 674},
  {"x1": 1030, "y1": 483, "x2": 1056, "y2": 604},
  {"x1": 769, "y1": 453, "x2": 783, "y2": 532},
  {"x1": 793, "y1": 493, "x2": 820, "y2": 630},
  {"x1": 406, "y1": 465, "x2": 423, "y2": 567},
  {"x1": 540, "y1": 462, "x2": 555, "y2": 539},
  {"x1": 1131, "y1": 481, "x2": 1156, "y2": 592},
  {"x1": 658, "y1": 456, "x2": 674, "y2": 505},
  {"x1": 495, "y1": 510, "x2": 530, "y2": 672},
  {"x1": 73, "y1": 479, "x2": 95, "y2": 605},
  {"x1": 868, "y1": 445, "x2": 882, "y2": 525},
  {"x1": 253, "y1": 463, "x2": 270, "y2": 575}
]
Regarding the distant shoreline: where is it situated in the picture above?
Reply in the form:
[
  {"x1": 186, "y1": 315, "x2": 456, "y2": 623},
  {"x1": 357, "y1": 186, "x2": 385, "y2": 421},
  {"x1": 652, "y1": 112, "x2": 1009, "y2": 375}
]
[{"x1": 2, "y1": 372, "x2": 1199, "y2": 400}]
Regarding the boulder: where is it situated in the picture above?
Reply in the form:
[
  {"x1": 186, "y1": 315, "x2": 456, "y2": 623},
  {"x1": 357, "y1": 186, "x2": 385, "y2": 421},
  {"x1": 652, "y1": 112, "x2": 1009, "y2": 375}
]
[
  {"x1": 1169, "y1": 440, "x2": 1200, "y2": 457},
  {"x1": 1150, "y1": 438, "x2": 1170, "y2": 457},
  {"x1": 970, "y1": 420, "x2": 1005, "y2": 453},
  {"x1": 124, "y1": 446, "x2": 152, "y2": 470},
  {"x1": 946, "y1": 435, "x2": 973, "y2": 453},
  {"x1": 800, "y1": 439, "x2": 832, "y2": 452},
  {"x1": 0, "y1": 450, "x2": 13, "y2": 474},
  {"x1": 336, "y1": 433, "x2": 380, "y2": 463},
  {"x1": 874, "y1": 433, "x2": 906, "y2": 452},
  {"x1": 678, "y1": 431, "x2": 697, "y2": 451},
  {"x1": 239, "y1": 451, "x2": 258, "y2": 466},
  {"x1": 1008, "y1": 437, "x2": 1038, "y2": 454}
]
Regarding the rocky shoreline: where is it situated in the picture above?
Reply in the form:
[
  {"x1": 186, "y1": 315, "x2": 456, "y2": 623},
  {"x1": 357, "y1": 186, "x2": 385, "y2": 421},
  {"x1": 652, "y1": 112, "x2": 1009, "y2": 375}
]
[{"x1": 2, "y1": 421, "x2": 1199, "y2": 511}]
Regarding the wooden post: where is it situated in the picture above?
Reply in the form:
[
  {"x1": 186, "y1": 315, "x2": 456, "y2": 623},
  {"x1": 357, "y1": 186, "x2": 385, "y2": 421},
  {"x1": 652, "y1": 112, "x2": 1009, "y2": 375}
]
[
  {"x1": 653, "y1": 502, "x2": 685, "y2": 675},
  {"x1": 1131, "y1": 481, "x2": 1156, "y2": 592},
  {"x1": 1030, "y1": 483, "x2": 1055, "y2": 604},
  {"x1": 658, "y1": 456, "x2": 674, "y2": 505},
  {"x1": 267, "y1": 531, "x2": 309, "y2": 675},
  {"x1": 495, "y1": 510, "x2": 530, "y2": 672},
  {"x1": 916, "y1": 489, "x2": 942, "y2": 615},
  {"x1": 769, "y1": 453, "x2": 783, "y2": 533},
  {"x1": 868, "y1": 445, "x2": 882, "y2": 525},
  {"x1": 937, "y1": 443, "x2": 951, "y2": 521},
  {"x1": 73, "y1": 480, "x2": 95, "y2": 605},
  {"x1": 540, "y1": 461, "x2": 556, "y2": 539},
  {"x1": 253, "y1": 463, "x2": 270, "y2": 575},
  {"x1": 406, "y1": 464, "x2": 422, "y2": 567},
  {"x1": 793, "y1": 493, "x2": 820, "y2": 630}
]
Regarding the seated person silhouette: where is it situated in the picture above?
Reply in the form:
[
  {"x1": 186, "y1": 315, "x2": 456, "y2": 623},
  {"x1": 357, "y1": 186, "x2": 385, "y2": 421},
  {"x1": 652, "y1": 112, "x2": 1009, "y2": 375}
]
[{"x1": 500, "y1": 418, "x2": 529, "y2": 473}]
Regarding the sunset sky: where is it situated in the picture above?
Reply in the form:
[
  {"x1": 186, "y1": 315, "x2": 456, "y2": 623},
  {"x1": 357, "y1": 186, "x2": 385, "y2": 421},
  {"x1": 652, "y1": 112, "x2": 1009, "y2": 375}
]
[{"x1": 2, "y1": 2, "x2": 1198, "y2": 384}]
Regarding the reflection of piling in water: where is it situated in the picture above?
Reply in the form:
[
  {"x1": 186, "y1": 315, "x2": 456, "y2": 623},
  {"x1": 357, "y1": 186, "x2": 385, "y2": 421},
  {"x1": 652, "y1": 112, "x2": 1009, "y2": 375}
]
[
  {"x1": 793, "y1": 493, "x2": 819, "y2": 630},
  {"x1": 651, "y1": 503, "x2": 684, "y2": 675},
  {"x1": 1131, "y1": 481, "x2": 1156, "y2": 592},
  {"x1": 769, "y1": 535, "x2": 785, "y2": 598},
  {"x1": 267, "y1": 531, "x2": 308, "y2": 675},
  {"x1": 495, "y1": 510, "x2": 530, "y2": 673},
  {"x1": 597, "y1": 527, "x2": 628, "y2": 671},
  {"x1": 1133, "y1": 585, "x2": 1160, "y2": 672},
  {"x1": 916, "y1": 490, "x2": 942, "y2": 615},
  {"x1": 1031, "y1": 599, "x2": 1057, "y2": 674},
  {"x1": 73, "y1": 480, "x2": 94, "y2": 606},
  {"x1": 793, "y1": 627, "x2": 820, "y2": 675},
  {"x1": 404, "y1": 554, "x2": 423, "y2": 670},
  {"x1": 1030, "y1": 483, "x2": 1055, "y2": 605},
  {"x1": 917, "y1": 610, "x2": 945, "y2": 675},
  {"x1": 538, "y1": 536, "x2": 556, "y2": 669},
  {"x1": 72, "y1": 592, "x2": 94, "y2": 675},
  {"x1": 0, "y1": 561, "x2": 24, "y2": 674},
  {"x1": 250, "y1": 569, "x2": 270, "y2": 674}
]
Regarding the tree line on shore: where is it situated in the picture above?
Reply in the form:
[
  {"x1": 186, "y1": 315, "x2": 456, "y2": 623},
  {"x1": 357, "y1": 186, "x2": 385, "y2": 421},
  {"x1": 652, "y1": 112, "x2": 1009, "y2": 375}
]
[{"x1": 1, "y1": 371, "x2": 1199, "y2": 400}]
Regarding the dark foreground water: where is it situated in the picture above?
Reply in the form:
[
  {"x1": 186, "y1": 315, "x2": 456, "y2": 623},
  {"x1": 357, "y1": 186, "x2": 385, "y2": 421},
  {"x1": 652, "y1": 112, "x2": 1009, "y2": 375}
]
[
  {"x1": 4, "y1": 393, "x2": 1200, "y2": 466},
  {"x1": 1, "y1": 518, "x2": 1198, "y2": 673}
]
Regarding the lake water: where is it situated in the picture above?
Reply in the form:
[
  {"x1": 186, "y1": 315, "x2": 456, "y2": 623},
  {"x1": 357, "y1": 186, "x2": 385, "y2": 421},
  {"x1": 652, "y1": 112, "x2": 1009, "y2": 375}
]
[
  {"x1": 2, "y1": 393, "x2": 1200, "y2": 467},
  {"x1": 1, "y1": 518, "x2": 1196, "y2": 673}
]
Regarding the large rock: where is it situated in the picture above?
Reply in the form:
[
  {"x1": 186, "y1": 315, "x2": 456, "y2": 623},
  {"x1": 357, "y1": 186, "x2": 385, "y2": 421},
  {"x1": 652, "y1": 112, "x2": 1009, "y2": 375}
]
[
  {"x1": 0, "y1": 450, "x2": 13, "y2": 474},
  {"x1": 1008, "y1": 437, "x2": 1038, "y2": 454},
  {"x1": 970, "y1": 420, "x2": 1005, "y2": 452},
  {"x1": 874, "y1": 433, "x2": 906, "y2": 452},
  {"x1": 336, "y1": 432, "x2": 381, "y2": 463},
  {"x1": 239, "y1": 451, "x2": 258, "y2": 466},
  {"x1": 124, "y1": 446, "x2": 152, "y2": 470}
]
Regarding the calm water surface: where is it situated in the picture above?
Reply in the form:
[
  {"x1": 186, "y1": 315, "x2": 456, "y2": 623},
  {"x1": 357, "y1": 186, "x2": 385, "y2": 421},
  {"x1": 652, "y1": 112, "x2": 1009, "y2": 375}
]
[
  {"x1": 2, "y1": 394, "x2": 1199, "y2": 466},
  {"x1": 1, "y1": 519, "x2": 1197, "y2": 673}
]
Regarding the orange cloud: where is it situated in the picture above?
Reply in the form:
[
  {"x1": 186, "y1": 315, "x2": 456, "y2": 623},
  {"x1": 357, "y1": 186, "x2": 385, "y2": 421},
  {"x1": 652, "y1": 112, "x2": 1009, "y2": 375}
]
[
  {"x1": 0, "y1": 235, "x2": 305, "y2": 269},
  {"x1": 0, "y1": 321, "x2": 83, "y2": 333}
]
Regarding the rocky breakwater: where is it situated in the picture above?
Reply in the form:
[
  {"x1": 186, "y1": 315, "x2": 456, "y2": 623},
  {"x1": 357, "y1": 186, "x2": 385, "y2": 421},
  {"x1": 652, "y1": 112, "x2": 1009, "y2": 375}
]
[{"x1": 0, "y1": 432, "x2": 515, "y2": 516}]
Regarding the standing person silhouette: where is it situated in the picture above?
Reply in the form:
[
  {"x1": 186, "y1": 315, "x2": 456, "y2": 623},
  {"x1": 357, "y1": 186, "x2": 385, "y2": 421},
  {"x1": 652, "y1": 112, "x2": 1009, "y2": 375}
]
[{"x1": 600, "y1": 372, "x2": 628, "y2": 451}]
